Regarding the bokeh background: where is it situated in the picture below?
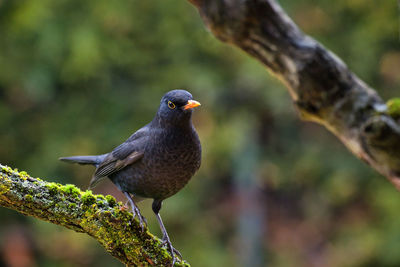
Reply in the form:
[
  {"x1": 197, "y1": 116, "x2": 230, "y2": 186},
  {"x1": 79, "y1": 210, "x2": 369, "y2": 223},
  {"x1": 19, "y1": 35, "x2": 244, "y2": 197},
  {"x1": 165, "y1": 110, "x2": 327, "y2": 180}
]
[{"x1": 1, "y1": 0, "x2": 400, "y2": 266}]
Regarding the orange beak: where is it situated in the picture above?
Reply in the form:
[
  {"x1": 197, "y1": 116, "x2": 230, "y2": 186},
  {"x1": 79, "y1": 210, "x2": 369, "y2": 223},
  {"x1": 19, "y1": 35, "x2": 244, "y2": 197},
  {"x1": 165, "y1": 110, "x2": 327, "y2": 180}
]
[{"x1": 183, "y1": 100, "x2": 201, "y2": 110}]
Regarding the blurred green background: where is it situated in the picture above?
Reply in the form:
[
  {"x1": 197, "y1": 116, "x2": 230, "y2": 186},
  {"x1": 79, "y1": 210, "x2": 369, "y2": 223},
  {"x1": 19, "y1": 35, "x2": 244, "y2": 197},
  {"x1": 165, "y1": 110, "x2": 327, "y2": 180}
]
[{"x1": 1, "y1": 0, "x2": 400, "y2": 266}]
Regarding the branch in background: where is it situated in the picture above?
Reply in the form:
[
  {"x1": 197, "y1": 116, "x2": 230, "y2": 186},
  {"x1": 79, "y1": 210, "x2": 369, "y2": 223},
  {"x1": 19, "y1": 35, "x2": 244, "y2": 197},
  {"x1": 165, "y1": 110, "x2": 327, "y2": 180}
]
[
  {"x1": 188, "y1": 0, "x2": 400, "y2": 190},
  {"x1": 0, "y1": 164, "x2": 189, "y2": 267}
]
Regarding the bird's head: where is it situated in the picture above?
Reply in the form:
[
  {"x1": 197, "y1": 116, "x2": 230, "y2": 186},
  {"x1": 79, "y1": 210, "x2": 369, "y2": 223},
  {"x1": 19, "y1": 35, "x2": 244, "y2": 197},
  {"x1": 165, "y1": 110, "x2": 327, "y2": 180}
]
[{"x1": 157, "y1": 89, "x2": 201, "y2": 126}]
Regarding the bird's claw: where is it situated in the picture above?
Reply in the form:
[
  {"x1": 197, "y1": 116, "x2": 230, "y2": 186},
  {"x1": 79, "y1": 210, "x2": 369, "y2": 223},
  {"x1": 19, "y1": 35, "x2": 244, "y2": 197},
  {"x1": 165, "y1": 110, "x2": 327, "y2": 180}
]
[
  {"x1": 130, "y1": 205, "x2": 147, "y2": 231},
  {"x1": 161, "y1": 236, "x2": 182, "y2": 265}
]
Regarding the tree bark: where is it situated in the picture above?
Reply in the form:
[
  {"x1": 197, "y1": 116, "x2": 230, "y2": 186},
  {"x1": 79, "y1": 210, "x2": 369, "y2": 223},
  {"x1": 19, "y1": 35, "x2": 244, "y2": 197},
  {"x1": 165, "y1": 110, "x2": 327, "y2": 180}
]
[
  {"x1": 187, "y1": 0, "x2": 400, "y2": 190},
  {"x1": 0, "y1": 164, "x2": 189, "y2": 267}
]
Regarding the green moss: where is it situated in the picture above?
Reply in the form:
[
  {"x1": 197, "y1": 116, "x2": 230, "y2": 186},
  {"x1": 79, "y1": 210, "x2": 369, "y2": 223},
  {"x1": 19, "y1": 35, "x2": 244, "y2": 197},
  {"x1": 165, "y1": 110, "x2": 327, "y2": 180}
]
[
  {"x1": 387, "y1": 98, "x2": 400, "y2": 119},
  {"x1": 0, "y1": 171, "x2": 12, "y2": 194},
  {"x1": 24, "y1": 194, "x2": 33, "y2": 201},
  {"x1": 105, "y1": 195, "x2": 117, "y2": 206},
  {"x1": 63, "y1": 184, "x2": 81, "y2": 198},
  {"x1": 96, "y1": 194, "x2": 106, "y2": 202},
  {"x1": 0, "y1": 184, "x2": 10, "y2": 195},
  {"x1": 45, "y1": 182, "x2": 60, "y2": 195},
  {"x1": 81, "y1": 190, "x2": 96, "y2": 205},
  {"x1": 1, "y1": 165, "x2": 13, "y2": 175},
  {"x1": 19, "y1": 171, "x2": 29, "y2": 180}
]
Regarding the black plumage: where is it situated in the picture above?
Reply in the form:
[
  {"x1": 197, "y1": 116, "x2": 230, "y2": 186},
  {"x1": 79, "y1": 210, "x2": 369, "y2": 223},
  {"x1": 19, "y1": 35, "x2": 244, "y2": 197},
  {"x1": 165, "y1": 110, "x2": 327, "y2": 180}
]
[{"x1": 60, "y1": 90, "x2": 201, "y2": 264}]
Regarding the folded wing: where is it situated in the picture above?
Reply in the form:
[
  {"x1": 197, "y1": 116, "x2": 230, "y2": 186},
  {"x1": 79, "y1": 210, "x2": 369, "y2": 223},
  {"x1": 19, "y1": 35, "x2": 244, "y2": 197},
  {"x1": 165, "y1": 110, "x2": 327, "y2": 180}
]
[{"x1": 89, "y1": 127, "x2": 149, "y2": 189}]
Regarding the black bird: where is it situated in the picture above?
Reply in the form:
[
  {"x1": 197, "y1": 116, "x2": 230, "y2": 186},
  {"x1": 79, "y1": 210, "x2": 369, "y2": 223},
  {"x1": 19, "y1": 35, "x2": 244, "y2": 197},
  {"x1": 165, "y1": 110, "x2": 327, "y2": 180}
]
[{"x1": 60, "y1": 89, "x2": 201, "y2": 264}]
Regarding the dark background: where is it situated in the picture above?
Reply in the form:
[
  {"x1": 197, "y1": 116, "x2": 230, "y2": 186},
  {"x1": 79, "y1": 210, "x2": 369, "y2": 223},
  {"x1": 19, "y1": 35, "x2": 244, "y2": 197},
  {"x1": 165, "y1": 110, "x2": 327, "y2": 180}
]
[{"x1": 1, "y1": 0, "x2": 400, "y2": 266}]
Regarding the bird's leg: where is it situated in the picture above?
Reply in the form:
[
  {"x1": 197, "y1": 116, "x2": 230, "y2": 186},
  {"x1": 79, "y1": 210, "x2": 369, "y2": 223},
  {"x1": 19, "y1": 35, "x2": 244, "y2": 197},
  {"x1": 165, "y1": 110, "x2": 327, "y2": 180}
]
[
  {"x1": 124, "y1": 192, "x2": 147, "y2": 230},
  {"x1": 152, "y1": 200, "x2": 182, "y2": 266},
  {"x1": 156, "y1": 213, "x2": 182, "y2": 258}
]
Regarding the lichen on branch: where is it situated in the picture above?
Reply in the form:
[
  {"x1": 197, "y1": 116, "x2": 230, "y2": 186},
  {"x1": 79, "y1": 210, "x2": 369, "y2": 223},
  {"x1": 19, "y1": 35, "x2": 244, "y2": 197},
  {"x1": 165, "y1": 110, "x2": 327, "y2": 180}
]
[{"x1": 0, "y1": 164, "x2": 189, "y2": 267}]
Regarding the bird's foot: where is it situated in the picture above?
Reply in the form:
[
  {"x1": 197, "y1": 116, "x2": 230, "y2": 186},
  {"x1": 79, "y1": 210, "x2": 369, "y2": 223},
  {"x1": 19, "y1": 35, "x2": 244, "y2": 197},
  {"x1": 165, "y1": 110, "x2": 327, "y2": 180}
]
[
  {"x1": 125, "y1": 201, "x2": 147, "y2": 231},
  {"x1": 130, "y1": 205, "x2": 147, "y2": 231},
  {"x1": 161, "y1": 236, "x2": 182, "y2": 266},
  {"x1": 123, "y1": 192, "x2": 147, "y2": 231}
]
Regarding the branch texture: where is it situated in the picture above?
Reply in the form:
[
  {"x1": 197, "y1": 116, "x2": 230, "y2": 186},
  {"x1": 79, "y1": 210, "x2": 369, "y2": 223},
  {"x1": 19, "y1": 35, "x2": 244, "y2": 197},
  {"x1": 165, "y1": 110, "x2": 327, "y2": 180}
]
[
  {"x1": 189, "y1": 0, "x2": 400, "y2": 189},
  {"x1": 0, "y1": 164, "x2": 189, "y2": 267}
]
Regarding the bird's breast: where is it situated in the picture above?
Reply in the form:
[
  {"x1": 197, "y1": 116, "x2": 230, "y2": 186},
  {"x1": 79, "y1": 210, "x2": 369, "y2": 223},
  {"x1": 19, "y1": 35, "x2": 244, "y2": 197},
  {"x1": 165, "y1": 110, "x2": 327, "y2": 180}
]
[{"x1": 147, "y1": 128, "x2": 201, "y2": 177}]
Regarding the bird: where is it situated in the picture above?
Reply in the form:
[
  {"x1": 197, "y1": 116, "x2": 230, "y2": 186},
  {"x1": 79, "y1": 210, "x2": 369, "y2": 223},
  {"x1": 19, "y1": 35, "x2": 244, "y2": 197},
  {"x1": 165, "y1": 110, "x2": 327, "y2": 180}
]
[{"x1": 59, "y1": 89, "x2": 201, "y2": 265}]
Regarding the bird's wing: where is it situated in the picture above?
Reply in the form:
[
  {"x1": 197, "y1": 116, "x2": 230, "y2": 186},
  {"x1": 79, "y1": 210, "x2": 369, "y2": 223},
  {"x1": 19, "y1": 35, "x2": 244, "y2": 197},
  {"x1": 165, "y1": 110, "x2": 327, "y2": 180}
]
[{"x1": 88, "y1": 127, "x2": 148, "y2": 189}]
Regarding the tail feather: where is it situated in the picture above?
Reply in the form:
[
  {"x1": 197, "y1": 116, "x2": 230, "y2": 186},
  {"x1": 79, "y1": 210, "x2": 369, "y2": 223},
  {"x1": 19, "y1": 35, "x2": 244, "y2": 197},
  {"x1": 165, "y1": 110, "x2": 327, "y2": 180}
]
[{"x1": 59, "y1": 154, "x2": 106, "y2": 166}]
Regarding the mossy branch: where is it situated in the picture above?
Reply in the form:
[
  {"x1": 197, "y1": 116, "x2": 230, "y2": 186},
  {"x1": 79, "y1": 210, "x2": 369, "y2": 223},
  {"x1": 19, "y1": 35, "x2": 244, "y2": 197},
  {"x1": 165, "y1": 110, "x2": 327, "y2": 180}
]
[
  {"x1": 0, "y1": 164, "x2": 189, "y2": 267},
  {"x1": 187, "y1": 0, "x2": 400, "y2": 190}
]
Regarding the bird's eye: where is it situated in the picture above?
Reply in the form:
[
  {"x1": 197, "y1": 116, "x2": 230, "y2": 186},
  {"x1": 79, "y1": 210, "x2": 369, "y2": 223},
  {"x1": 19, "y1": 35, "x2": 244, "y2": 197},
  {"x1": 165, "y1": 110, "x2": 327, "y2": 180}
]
[{"x1": 168, "y1": 101, "x2": 176, "y2": 109}]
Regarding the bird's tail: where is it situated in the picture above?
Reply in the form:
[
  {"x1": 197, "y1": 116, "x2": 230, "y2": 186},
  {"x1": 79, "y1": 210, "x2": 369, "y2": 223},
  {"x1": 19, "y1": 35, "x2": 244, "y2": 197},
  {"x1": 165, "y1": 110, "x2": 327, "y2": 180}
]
[{"x1": 59, "y1": 154, "x2": 106, "y2": 166}]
